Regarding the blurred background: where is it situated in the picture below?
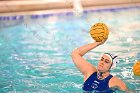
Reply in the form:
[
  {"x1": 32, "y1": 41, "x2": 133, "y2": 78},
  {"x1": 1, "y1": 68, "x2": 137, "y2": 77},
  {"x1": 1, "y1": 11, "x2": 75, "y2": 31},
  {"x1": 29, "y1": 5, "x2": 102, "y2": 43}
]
[{"x1": 0, "y1": 0, "x2": 140, "y2": 93}]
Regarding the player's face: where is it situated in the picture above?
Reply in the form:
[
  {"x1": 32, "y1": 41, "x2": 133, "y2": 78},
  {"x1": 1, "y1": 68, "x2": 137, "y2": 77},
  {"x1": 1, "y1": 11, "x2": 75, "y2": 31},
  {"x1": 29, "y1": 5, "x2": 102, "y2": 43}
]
[{"x1": 97, "y1": 55, "x2": 112, "y2": 72}]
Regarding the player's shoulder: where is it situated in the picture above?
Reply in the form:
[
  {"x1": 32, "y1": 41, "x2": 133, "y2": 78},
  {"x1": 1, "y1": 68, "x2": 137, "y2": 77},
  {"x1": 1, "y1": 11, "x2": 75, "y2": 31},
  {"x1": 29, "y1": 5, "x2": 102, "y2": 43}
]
[
  {"x1": 109, "y1": 76, "x2": 121, "y2": 87},
  {"x1": 110, "y1": 76, "x2": 122, "y2": 83},
  {"x1": 111, "y1": 76, "x2": 122, "y2": 81},
  {"x1": 109, "y1": 75, "x2": 126, "y2": 88}
]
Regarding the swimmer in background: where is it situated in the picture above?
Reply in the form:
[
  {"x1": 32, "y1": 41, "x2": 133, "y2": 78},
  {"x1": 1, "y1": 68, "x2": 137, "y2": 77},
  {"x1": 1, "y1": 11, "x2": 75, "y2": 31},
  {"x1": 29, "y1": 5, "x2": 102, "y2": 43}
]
[{"x1": 71, "y1": 38, "x2": 134, "y2": 93}]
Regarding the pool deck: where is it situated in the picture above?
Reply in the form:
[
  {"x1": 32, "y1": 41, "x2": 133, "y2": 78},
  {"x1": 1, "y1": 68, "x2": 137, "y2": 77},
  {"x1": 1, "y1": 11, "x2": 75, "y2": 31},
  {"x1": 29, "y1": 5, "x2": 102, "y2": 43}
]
[{"x1": 0, "y1": 0, "x2": 140, "y2": 16}]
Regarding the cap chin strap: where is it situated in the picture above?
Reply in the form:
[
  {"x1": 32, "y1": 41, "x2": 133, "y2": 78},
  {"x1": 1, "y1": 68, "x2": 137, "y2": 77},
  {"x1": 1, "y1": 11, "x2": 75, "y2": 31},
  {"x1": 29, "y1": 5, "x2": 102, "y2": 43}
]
[
  {"x1": 97, "y1": 72, "x2": 103, "y2": 80},
  {"x1": 97, "y1": 70, "x2": 110, "y2": 80}
]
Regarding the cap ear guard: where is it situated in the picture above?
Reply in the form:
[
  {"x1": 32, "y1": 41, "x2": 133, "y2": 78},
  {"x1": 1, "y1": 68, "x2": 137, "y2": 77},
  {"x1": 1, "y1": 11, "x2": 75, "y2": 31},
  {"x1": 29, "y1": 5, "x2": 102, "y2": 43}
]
[
  {"x1": 104, "y1": 53, "x2": 119, "y2": 69},
  {"x1": 111, "y1": 57, "x2": 119, "y2": 69}
]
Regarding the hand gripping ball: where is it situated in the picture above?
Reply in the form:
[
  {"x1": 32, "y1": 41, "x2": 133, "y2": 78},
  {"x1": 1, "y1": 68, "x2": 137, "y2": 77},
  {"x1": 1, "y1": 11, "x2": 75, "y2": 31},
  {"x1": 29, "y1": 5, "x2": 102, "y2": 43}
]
[
  {"x1": 133, "y1": 60, "x2": 140, "y2": 76},
  {"x1": 90, "y1": 23, "x2": 109, "y2": 42}
]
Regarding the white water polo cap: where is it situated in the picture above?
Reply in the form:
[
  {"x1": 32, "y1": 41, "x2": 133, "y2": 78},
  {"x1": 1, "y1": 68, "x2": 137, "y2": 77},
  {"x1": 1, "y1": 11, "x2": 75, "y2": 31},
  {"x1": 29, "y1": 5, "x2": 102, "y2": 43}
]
[{"x1": 103, "y1": 53, "x2": 119, "y2": 70}]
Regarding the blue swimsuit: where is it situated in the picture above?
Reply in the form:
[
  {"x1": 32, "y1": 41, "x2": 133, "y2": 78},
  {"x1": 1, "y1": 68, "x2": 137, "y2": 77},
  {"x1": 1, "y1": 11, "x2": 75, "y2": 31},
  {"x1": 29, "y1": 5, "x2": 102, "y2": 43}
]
[{"x1": 83, "y1": 72, "x2": 115, "y2": 93}]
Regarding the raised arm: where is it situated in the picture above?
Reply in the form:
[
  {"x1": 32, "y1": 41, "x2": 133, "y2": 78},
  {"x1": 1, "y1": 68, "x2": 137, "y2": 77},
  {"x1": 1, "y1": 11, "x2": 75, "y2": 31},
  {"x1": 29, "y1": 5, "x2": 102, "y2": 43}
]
[{"x1": 71, "y1": 40, "x2": 106, "y2": 78}]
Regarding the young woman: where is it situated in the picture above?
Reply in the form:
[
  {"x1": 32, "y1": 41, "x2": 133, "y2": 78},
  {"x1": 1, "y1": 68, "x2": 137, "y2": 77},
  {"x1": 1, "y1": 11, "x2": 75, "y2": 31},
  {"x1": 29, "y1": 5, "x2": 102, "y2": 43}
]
[{"x1": 71, "y1": 39, "x2": 128, "y2": 93}]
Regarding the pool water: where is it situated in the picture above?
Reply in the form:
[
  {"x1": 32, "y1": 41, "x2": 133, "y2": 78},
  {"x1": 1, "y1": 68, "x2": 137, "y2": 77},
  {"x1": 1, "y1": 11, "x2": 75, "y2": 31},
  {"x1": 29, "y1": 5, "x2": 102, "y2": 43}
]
[{"x1": 0, "y1": 6, "x2": 140, "y2": 93}]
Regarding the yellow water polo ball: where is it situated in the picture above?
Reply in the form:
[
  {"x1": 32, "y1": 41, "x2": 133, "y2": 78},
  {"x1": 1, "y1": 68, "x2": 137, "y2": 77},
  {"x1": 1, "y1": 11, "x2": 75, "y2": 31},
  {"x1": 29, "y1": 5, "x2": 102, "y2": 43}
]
[
  {"x1": 90, "y1": 23, "x2": 109, "y2": 42},
  {"x1": 133, "y1": 60, "x2": 140, "y2": 76}
]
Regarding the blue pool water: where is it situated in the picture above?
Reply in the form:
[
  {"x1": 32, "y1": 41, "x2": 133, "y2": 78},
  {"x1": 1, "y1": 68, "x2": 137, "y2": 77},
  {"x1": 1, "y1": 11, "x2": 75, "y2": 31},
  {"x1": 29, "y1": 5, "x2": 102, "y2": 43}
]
[{"x1": 0, "y1": 6, "x2": 140, "y2": 93}]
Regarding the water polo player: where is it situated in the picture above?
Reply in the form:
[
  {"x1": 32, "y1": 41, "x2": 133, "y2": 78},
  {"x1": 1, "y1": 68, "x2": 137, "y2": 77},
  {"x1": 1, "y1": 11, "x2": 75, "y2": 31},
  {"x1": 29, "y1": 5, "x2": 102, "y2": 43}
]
[{"x1": 71, "y1": 40, "x2": 128, "y2": 93}]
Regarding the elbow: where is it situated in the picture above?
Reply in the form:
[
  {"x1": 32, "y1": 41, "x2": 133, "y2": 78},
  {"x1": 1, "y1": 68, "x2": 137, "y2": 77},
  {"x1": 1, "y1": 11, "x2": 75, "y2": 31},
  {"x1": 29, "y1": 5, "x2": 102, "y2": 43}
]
[
  {"x1": 71, "y1": 50, "x2": 77, "y2": 57},
  {"x1": 71, "y1": 49, "x2": 81, "y2": 57},
  {"x1": 118, "y1": 83, "x2": 128, "y2": 92}
]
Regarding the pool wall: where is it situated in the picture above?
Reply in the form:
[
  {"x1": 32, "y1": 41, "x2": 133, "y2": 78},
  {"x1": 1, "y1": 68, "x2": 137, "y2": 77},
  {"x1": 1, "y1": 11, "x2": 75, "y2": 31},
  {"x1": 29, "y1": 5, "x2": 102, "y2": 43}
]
[{"x1": 0, "y1": 0, "x2": 140, "y2": 16}]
